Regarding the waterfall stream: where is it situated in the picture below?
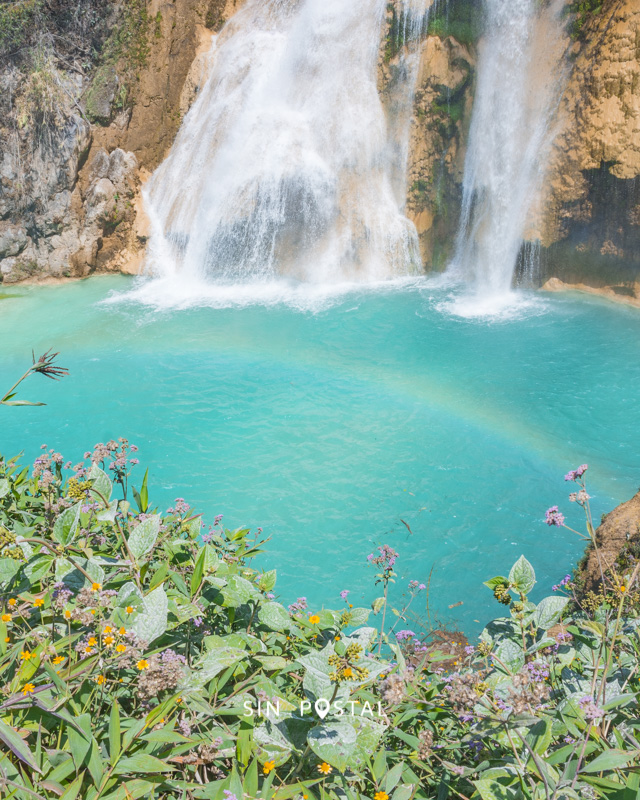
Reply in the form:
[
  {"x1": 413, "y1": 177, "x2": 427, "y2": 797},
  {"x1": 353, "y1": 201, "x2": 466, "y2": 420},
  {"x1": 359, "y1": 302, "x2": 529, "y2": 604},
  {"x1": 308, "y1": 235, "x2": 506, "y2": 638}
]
[
  {"x1": 447, "y1": 0, "x2": 567, "y2": 311},
  {"x1": 143, "y1": 0, "x2": 431, "y2": 287}
]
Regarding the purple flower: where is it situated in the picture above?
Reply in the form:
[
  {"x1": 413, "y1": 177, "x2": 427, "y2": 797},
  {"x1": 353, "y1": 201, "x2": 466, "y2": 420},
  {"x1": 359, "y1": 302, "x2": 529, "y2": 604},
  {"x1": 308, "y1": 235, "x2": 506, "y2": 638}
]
[
  {"x1": 579, "y1": 696, "x2": 604, "y2": 721},
  {"x1": 266, "y1": 593, "x2": 275, "y2": 600},
  {"x1": 223, "y1": 793, "x2": 237, "y2": 800},
  {"x1": 193, "y1": 616, "x2": 203, "y2": 628},
  {"x1": 545, "y1": 506, "x2": 565, "y2": 527},
  {"x1": 464, "y1": 645, "x2": 475, "y2": 655},
  {"x1": 396, "y1": 629, "x2": 416, "y2": 641},
  {"x1": 564, "y1": 464, "x2": 588, "y2": 482},
  {"x1": 340, "y1": 590, "x2": 350, "y2": 601}
]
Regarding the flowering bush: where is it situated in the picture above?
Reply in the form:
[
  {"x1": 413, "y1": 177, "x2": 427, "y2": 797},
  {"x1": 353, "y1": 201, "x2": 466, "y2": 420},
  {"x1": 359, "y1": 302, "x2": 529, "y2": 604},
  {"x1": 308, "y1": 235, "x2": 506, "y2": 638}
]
[{"x1": 0, "y1": 446, "x2": 639, "y2": 800}]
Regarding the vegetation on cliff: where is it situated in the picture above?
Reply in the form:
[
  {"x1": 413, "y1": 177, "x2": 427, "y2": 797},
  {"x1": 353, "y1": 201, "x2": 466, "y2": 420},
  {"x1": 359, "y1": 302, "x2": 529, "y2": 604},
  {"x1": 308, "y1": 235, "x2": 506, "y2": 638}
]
[{"x1": 0, "y1": 356, "x2": 639, "y2": 799}]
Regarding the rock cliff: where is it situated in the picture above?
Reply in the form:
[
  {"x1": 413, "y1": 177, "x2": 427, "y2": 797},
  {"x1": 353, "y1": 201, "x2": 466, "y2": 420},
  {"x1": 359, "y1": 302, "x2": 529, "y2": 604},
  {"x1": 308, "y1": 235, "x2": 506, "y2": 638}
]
[
  {"x1": 0, "y1": 0, "x2": 241, "y2": 283},
  {"x1": 536, "y1": 0, "x2": 640, "y2": 298}
]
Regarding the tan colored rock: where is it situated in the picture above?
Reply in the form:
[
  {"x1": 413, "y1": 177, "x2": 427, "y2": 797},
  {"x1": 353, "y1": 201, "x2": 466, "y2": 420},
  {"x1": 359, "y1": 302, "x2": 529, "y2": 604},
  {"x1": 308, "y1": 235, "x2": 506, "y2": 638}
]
[{"x1": 540, "y1": 1, "x2": 640, "y2": 244}]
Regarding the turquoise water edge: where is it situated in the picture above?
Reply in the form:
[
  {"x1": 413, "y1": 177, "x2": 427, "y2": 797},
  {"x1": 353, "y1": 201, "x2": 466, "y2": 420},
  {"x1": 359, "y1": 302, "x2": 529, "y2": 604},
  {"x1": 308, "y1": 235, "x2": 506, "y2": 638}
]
[{"x1": 1, "y1": 275, "x2": 639, "y2": 634}]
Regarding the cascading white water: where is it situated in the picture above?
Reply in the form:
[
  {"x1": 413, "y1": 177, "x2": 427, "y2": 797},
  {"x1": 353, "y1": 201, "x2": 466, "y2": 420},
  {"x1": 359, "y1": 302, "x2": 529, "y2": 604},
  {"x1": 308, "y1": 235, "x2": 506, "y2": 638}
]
[
  {"x1": 143, "y1": 0, "x2": 431, "y2": 287},
  {"x1": 447, "y1": 0, "x2": 567, "y2": 308}
]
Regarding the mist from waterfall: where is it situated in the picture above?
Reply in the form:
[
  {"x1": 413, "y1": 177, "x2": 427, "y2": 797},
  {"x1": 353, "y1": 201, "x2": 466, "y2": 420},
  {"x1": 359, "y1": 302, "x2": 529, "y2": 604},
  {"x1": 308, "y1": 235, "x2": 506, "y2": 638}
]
[
  {"x1": 142, "y1": 0, "x2": 432, "y2": 290},
  {"x1": 447, "y1": 0, "x2": 567, "y2": 313}
]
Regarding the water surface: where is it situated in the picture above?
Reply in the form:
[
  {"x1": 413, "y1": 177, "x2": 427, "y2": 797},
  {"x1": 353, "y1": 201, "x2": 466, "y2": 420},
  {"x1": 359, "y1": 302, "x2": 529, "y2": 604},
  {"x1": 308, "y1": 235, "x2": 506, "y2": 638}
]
[{"x1": 1, "y1": 276, "x2": 638, "y2": 634}]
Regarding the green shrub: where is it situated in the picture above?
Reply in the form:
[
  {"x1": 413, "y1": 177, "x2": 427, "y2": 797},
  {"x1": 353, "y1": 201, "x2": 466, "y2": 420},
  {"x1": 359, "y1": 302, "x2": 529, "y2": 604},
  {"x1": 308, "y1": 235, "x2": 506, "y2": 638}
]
[
  {"x1": 1, "y1": 360, "x2": 640, "y2": 798},
  {"x1": 0, "y1": 0, "x2": 41, "y2": 60},
  {"x1": 569, "y1": 0, "x2": 604, "y2": 40}
]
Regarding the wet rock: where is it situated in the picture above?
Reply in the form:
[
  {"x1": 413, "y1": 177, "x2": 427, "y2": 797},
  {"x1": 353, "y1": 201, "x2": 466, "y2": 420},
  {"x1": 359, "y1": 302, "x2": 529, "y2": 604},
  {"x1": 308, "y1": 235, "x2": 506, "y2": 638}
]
[{"x1": 0, "y1": 223, "x2": 27, "y2": 258}]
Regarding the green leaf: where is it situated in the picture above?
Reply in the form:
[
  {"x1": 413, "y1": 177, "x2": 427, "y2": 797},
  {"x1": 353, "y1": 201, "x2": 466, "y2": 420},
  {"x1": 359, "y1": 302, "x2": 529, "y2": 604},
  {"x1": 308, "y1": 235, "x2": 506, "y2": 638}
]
[
  {"x1": 347, "y1": 607, "x2": 370, "y2": 626},
  {"x1": 55, "y1": 557, "x2": 104, "y2": 592},
  {"x1": 131, "y1": 585, "x2": 168, "y2": 644},
  {"x1": 88, "y1": 463, "x2": 112, "y2": 502},
  {"x1": 254, "y1": 655, "x2": 289, "y2": 671},
  {"x1": 509, "y1": 556, "x2": 536, "y2": 595},
  {"x1": 534, "y1": 596, "x2": 569, "y2": 631},
  {"x1": 307, "y1": 721, "x2": 357, "y2": 771},
  {"x1": 0, "y1": 478, "x2": 10, "y2": 498},
  {"x1": 0, "y1": 557, "x2": 20, "y2": 586},
  {"x1": 222, "y1": 575, "x2": 258, "y2": 608},
  {"x1": 259, "y1": 569, "x2": 277, "y2": 592},
  {"x1": 0, "y1": 718, "x2": 41, "y2": 773},
  {"x1": 24, "y1": 553, "x2": 54, "y2": 582},
  {"x1": 132, "y1": 468, "x2": 149, "y2": 513},
  {"x1": 526, "y1": 718, "x2": 552, "y2": 756},
  {"x1": 187, "y1": 645, "x2": 247, "y2": 688},
  {"x1": 59, "y1": 772, "x2": 85, "y2": 800},
  {"x1": 383, "y1": 762, "x2": 404, "y2": 793},
  {"x1": 113, "y1": 753, "x2": 175, "y2": 774},
  {"x1": 473, "y1": 780, "x2": 519, "y2": 800},
  {"x1": 582, "y1": 749, "x2": 637, "y2": 773},
  {"x1": 191, "y1": 546, "x2": 206, "y2": 598},
  {"x1": 52, "y1": 503, "x2": 82, "y2": 546},
  {"x1": 109, "y1": 700, "x2": 121, "y2": 763},
  {"x1": 67, "y1": 713, "x2": 92, "y2": 771},
  {"x1": 372, "y1": 597, "x2": 385, "y2": 615},
  {"x1": 494, "y1": 639, "x2": 525, "y2": 674},
  {"x1": 258, "y1": 601, "x2": 291, "y2": 632},
  {"x1": 483, "y1": 576, "x2": 508, "y2": 590},
  {"x1": 149, "y1": 561, "x2": 169, "y2": 591},
  {"x1": 127, "y1": 515, "x2": 161, "y2": 561}
]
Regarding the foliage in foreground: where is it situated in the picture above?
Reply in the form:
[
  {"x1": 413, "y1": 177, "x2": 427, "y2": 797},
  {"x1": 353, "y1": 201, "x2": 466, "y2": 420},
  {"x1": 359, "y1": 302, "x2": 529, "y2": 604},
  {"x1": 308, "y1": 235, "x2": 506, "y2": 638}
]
[{"x1": 0, "y1": 445, "x2": 639, "y2": 800}]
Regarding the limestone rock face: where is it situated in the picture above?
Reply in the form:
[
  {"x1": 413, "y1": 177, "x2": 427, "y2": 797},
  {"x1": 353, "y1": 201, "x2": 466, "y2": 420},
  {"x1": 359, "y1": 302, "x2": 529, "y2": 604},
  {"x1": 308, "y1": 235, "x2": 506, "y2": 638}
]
[
  {"x1": 537, "y1": 1, "x2": 640, "y2": 294},
  {"x1": 405, "y1": 34, "x2": 474, "y2": 269},
  {"x1": 0, "y1": 0, "x2": 245, "y2": 283}
]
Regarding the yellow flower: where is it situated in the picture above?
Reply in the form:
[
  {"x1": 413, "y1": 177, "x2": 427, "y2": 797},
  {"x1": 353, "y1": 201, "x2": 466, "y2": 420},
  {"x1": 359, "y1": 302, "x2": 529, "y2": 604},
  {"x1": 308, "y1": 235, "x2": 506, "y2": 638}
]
[
  {"x1": 318, "y1": 762, "x2": 332, "y2": 775},
  {"x1": 119, "y1": 627, "x2": 126, "y2": 635},
  {"x1": 620, "y1": 585, "x2": 627, "y2": 593},
  {"x1": 4, "y1": 637, "x2": 9, "y2": 643},
  {"x1": 342, "y1": 667, "x2": 353, "y2": 678},
  {"x1": 2, "y1": 614, "x2": 11, "y2": 622},
  {"x1": 176, "y1": 697, "x2": 183, "y2": 704},
  {"x1": 84, "y1": 646, "x2": 94, "y2": 655},
  {"x1": 87, "y1": 637, "x2": 98, "y2": 646},
  {"x1": 91, "y1": 583, "x2": 102, "y2": 592},
  {"x1": 309, "y1": 614, "x2": 320, "y2": 624},
  {"x1": 263, "y1": 760, "x2": 275, "y2": 775},
  {"x1": 374, "y1": 793, "x2": 389, "y2": 800},
  {"x1": 20, "y1": 651, "x2": 32, "y2": 661},
  {"x1": 126, "y1": 606, "x2": 134, "y2": 614},
  {"x1": 116, "y1": 644, "x2": 127, "y2": 653},
  {"x1": 104, "y1": 635, "x2": 115, "y2": 646},
  {"x1": 8, "y1": 599, "x2": 16, "y2": 607},
  {"x1": 63, "y1": 610, "x2": 72, "y2": 620},
  {"x1": 34, "y1": 598, "x2": 44, "y2": 608},
  {"x1": 103, "y1": 626, "x2": 113, "y2": 634},
  {"x1": 22, "y1": 683, "x2": 35, "y2": 696},
  {"x1": 136, "y1": 659, "x2": 149, "y2": 670},
  {"x1": 95, "y1": 675, "x2": 106, "y2": 685},
  {"x1": 90, "y1": 609, "x2": 96, "y2": 615},
  {"x1": 53, "y1": 656, "x2": 64, "y2": 665}
]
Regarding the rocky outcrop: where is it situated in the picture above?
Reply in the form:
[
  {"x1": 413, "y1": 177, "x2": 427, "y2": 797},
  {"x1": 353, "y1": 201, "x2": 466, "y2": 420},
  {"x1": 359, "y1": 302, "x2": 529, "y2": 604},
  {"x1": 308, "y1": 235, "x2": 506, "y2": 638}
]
[
  {"x1": 576, "y1": 488, "x2": 640, "y2": 596},
  {"x1": 0, "y1": 0, "x2": 243, "y2": 283},
  {"x1": 378, "y1": 4, "x2": 475, "y2": 271},
  {"x1": 536, "y1": 0, "x2": 640, "y2": 296},
  {"x1": 405, "y1": 34, "x2": 474, "y2": 269}
]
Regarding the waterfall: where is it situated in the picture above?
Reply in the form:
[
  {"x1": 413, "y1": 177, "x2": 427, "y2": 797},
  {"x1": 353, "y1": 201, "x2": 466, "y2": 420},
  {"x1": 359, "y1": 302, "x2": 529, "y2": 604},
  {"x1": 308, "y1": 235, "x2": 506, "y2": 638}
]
[
  {"x1": 143, "y1": 0, "x2": 431, "y2": 287},
  {"x1": 447, "y1": 0, "x2": 567, "y2": 308}
]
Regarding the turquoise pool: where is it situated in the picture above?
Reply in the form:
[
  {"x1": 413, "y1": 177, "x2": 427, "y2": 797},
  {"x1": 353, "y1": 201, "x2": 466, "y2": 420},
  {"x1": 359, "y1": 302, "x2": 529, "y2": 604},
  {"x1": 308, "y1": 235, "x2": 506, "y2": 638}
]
[{"x1": 1, "y1": 276, "x2": 639, "y2": 634}]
